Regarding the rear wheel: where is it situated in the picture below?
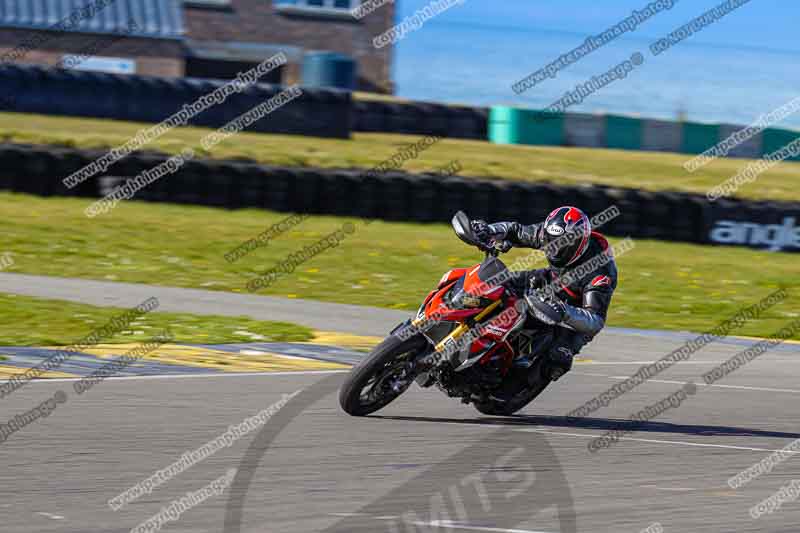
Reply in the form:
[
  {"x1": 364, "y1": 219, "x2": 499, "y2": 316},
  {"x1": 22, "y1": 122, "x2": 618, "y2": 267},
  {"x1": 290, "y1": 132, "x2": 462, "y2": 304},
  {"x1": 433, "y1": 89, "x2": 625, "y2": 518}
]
[
  {"x1": 474, "y1": 358, "x2": 551, "y2": 416},
  {"x1": 339, "y1": 334, "x2": 427, "y2": 416}
]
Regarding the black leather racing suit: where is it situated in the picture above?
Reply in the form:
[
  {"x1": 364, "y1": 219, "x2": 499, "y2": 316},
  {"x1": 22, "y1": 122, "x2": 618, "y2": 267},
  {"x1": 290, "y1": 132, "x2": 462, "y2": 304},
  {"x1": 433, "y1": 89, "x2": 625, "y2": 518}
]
[{"x1": 487, "y1": 221, "x2": 618, "y2": 377}]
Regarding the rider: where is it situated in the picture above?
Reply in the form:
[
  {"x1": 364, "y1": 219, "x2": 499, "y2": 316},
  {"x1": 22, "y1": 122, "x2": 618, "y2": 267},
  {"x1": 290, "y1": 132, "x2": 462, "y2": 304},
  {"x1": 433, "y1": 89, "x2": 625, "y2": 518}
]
[{"x1": 471, "y1": 206, "x2": 617, "y2": 382}]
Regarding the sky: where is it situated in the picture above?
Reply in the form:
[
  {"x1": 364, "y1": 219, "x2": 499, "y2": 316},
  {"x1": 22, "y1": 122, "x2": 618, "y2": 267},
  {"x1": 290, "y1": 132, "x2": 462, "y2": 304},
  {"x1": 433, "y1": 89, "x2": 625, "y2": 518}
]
[
  {"x1": 388, "y1": 0, "x2": 800, "y2": 125},
  {"x1": 397, "y1": 0, "x2": 800, "y2": 54}
]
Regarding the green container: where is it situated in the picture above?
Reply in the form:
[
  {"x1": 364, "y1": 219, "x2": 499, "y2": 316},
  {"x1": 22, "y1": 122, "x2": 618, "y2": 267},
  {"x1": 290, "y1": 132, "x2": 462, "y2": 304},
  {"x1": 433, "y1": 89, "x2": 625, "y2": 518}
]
[
  {"x1": 681, "y1": 122, "x2": 720, "y2": 155},
  {"x1": 489, "y1": 106, "x2": 564, "y2": 146},
  {"x1": 605, "y1": 115, "x2": 642, "y2": 150},
  {"x1": 302, "y1": 51, "x2": 357, "y2": 90},
  {"x1": 761, "y1": 128, "x2": 800, "y2": 161}
]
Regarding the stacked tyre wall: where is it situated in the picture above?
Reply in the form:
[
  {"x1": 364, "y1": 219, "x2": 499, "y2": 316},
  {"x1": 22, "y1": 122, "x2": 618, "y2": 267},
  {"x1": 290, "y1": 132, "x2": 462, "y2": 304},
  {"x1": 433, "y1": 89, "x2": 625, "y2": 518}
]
[
  {"x1": 352, "y1": 99, "x2": 488, "y2": 140},
  {"x1": 0, "y1": 64, "x2": 351, "y2": 139},
  {"x1": 1, "y1": 143, "x2": 798, "y2": 253},
  {"x1": 353, "y1": 101, "x2": 800, "y2": 163}
]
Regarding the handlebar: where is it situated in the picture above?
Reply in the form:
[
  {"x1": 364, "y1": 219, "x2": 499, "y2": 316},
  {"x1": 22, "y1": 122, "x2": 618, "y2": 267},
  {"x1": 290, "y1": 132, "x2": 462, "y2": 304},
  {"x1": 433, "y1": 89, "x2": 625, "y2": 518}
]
[
  {"x1": 483, "y1": 243, "x2": 501, "y2": 258},
  {"x1": 451, "y1": 210, "x2": 508, "y2": 258}
]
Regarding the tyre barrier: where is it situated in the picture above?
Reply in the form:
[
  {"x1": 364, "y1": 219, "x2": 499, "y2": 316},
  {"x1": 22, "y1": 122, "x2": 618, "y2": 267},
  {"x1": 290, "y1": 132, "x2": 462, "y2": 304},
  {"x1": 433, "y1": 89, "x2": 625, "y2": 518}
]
[
  {"x1": 352, "y1": 100, "x2": 488, "y2": 140},
  {"x1": 0, "y1": 64, "x2": 351, "y2": 139},
  {"x1": 1, "y1": 143, "x2": 798, "y2": 253},
  {"x1": 406, "y1": 175, "x2": 439, "y2": 223}
]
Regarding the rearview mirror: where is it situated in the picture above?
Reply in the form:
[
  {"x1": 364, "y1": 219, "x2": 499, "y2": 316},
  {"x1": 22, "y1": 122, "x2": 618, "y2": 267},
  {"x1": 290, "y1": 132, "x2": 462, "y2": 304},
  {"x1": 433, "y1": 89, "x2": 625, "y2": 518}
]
[{"x1": 452, "y1": 211, "x2": 479, "y2": 246}]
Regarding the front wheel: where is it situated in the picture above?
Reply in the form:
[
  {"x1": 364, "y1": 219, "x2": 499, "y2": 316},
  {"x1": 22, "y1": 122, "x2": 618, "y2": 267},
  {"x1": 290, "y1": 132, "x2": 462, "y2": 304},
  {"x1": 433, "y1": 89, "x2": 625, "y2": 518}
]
[{"x1": 339, "y1": 334, "x2": 427, "y2": 416}]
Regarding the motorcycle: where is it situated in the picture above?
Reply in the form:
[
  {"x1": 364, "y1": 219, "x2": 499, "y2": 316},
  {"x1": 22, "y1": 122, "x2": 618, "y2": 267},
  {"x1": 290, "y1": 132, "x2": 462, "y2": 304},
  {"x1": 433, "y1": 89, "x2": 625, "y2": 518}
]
[{"x1": 339, "y1": 211, "x2": 562, "y2": 417}]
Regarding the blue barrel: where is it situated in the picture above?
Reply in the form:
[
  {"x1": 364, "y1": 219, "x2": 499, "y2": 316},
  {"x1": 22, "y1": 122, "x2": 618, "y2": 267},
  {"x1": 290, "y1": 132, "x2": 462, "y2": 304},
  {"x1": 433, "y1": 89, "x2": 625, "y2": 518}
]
[{"x1": 302, "y1": 51, "x2": 357, "y2": 90}]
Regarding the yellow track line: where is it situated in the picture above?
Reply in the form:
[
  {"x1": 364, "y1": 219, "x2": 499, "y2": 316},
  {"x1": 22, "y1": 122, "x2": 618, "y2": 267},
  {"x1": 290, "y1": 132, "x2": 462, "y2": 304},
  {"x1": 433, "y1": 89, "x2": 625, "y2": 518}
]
[
  {"x1": 52, "y1": 344, "x2": 348, "y2": 372},
  {"x1": 0, "y1": 363, "x2": 76, "y2": 379}
]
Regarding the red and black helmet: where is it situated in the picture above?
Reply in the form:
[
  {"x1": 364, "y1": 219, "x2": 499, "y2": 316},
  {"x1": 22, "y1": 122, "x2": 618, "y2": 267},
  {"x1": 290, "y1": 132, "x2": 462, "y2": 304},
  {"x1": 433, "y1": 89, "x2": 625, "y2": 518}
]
[{"x1": 541, "y1": 206, "x2": 592, "y2": 268}]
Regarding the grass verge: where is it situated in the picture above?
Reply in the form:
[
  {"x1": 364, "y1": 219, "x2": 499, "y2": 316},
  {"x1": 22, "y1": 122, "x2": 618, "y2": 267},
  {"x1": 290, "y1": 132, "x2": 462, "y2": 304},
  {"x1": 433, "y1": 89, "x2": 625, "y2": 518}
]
[
  {"x1": 1, "y1": 192, "x2": 798, "y2": 339},
  {"x1": 0, "y1": 111, "x2": 798, "y2": 201},
  {"x1": 0, "y1": 291, "x2": 312, "y2": 346}
]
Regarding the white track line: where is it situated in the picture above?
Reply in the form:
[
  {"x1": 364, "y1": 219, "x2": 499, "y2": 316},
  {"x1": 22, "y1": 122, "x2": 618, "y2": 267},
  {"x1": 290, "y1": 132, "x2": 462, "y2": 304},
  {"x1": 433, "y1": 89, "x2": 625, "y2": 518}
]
[
  {"x1": 35, "y1": 512, "x2": 64, "y2": 520},
  {"x1": 580, "y1": 358, "x2": 800, "y2": 365},
  {"x1": 639, "y1": 485, "x2": 696, "y2": 492},
  {"x1": 17, "y1": 369, "x2": 348, "y2": 385},
  {"x1": 697, "y1": 383, "x2": 800, "y2": 393},
  {"x1": 573, "y1": 372, "x2": 621, "y2": 378},
  {"x1": 517, "y1": 428, "x2": 800, "y2": 454},
  {"x1": 610, "y1": 376, "x2": 800, "y2": 394},
  {"x1": 575, "y1": 372, "x2": 800, "y2": 394},
  {"x1": 329, "y1": 515, "x2": 554, "y2": 533},
  {"x1": 410, "y1": 521, "x2": 553, "y2": 533},
  {"x1": 580, "y1": 361, "x2": 731, "y2": 365}
]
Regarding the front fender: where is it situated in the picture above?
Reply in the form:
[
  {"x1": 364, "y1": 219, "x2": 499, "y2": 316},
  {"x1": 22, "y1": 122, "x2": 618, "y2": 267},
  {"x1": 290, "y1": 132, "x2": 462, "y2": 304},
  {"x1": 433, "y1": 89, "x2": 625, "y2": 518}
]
[{"x1": 389, "y1": 319, "x2": 413, "y2": 339}]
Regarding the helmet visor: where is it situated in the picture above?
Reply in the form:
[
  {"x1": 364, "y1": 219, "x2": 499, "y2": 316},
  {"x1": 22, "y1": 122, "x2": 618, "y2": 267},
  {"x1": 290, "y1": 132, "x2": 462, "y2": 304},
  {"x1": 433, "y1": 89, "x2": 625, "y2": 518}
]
[{"x1": 542, "y1": 226, "x2": 583, "y2": 268}]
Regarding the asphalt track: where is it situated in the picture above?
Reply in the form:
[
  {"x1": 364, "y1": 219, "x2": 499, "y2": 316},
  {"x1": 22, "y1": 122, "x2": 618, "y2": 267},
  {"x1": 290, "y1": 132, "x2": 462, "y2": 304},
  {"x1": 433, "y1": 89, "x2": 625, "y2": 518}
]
[{"x1": 2, "y1": 273, "x2": 800, "y2": 532}]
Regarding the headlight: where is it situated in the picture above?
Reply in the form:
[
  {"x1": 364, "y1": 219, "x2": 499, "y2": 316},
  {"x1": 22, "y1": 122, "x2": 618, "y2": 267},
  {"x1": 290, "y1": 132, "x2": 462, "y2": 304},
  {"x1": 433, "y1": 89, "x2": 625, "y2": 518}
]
[
  {"x1": 460, "y1": 294, "x2": 485, "y2": 308},
  {"x1": 451, "y1": 291, "x2": 491, "y2": 309}
]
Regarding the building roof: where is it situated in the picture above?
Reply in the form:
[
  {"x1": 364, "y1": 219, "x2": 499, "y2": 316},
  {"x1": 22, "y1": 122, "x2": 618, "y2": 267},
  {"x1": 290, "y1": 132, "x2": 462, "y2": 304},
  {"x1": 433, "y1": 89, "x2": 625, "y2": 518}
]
[{"x1": 0, "y1": 0, "x2": 184, "y2": 40}]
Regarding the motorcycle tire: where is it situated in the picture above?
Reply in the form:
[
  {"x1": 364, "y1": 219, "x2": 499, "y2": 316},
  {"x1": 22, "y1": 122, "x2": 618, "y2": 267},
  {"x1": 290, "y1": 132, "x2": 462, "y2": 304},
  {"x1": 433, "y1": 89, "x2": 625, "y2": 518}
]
[
  {"x1": 473, "y1": 358, "x2": 551, "y2": 416},
  {"x1": 339, "y1": 334, "x2": 427, "y2": 416}
]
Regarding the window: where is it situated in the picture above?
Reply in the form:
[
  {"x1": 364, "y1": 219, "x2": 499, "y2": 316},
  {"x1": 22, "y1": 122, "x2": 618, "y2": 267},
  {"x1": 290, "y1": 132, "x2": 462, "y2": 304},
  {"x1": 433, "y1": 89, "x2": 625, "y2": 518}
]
[
  {"x1": 183, "y1": 0, "x2": 232, "y2": 8},
  {"x1": 60, "y1": 56, "x2": 136, "y2": 75},
  {"x1": 275, "y1": 0, "x2": 360, "y2": 13}
]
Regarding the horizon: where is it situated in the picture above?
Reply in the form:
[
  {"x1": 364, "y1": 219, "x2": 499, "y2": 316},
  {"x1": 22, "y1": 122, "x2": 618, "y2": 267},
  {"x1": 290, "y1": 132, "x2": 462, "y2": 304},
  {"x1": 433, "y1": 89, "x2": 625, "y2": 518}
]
[{"x1": 392, "y1": 0, "x2": 800, "y2": 127}]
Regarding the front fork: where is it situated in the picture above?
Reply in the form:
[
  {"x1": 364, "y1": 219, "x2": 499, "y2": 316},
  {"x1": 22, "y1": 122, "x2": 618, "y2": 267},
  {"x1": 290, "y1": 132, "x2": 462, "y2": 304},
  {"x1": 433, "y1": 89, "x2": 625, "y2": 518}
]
[{"x1": 392, "y1": 300, "x2": 505, "y2": 374}]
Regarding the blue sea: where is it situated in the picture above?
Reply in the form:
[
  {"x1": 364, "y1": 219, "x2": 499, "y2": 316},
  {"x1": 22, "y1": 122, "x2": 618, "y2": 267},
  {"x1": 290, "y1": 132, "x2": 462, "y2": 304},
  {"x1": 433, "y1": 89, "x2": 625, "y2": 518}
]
[{"x1": 395, "y1": 20, "x2": 800, "y2": 129}]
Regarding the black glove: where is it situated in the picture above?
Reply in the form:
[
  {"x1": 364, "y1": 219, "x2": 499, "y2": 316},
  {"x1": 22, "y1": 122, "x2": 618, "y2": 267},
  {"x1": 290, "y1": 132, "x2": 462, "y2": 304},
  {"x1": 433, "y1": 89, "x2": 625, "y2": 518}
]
[
  {"x1": 492, "y1": 239, "x2": 513, "y2": 253},
  {"x1": 525, "y1": 287, "x2": 567, "y2": 325},
  {"x1": 528, "y1": 269, "x2": 551, "y2": 290},
  {"x1": 470, "y1": 220, "x2": 492, "y2": 243},
  {"x1": 471, "y1": 221, "x2": 513, "y2": 252}
]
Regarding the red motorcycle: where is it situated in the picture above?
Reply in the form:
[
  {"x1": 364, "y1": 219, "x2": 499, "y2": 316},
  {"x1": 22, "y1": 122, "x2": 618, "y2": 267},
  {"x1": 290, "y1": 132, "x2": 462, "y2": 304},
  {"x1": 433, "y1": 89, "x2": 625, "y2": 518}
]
[{"x1": 340, "y1": 211, "x2": 557, "y2": 416}]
